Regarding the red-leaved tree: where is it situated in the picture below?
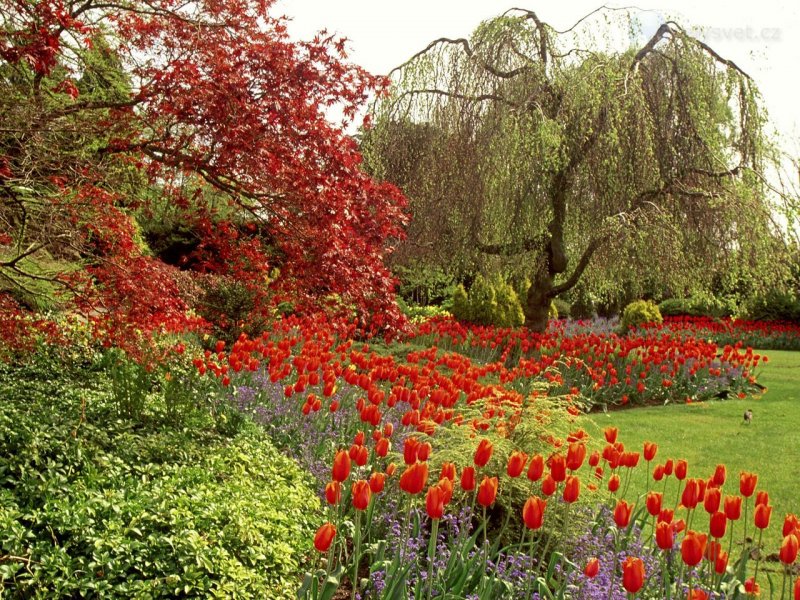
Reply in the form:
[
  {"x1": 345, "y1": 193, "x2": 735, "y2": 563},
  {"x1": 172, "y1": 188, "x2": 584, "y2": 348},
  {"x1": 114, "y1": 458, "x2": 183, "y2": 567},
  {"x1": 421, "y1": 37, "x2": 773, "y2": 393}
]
[{"x1": 0, "y1": 0, "x2": 407, "y2": 354}]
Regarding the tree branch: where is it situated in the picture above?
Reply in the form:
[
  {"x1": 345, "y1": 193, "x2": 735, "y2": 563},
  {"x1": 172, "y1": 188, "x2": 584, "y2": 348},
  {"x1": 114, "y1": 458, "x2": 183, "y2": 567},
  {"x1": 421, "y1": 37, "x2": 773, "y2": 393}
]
[
  {"x1": 476, "y1": 234, "x2": 549, "y2": 256},
  {"x1": 550, "y1": 234, "x2": 610, "y2": 296}
]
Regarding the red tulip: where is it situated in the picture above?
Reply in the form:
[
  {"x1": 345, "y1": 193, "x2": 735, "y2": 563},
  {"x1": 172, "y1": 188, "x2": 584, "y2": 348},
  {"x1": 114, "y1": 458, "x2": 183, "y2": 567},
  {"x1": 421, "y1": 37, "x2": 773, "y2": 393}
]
[
  {"x1": 740, "y1": 471, "x2": 757, "y2": 497},
  {"x1": 541, "y1": 474, "x2": 557, "y2": 496},
  {"x1": 566, "y1": 443, "x2": 586, "y2": 471},
  {"x1": 781, "y1": 534, "x2": 799, "y2": 565},
  {"x1": 608, "y1": 474, "x2": 621, "y2": 493},
  {"x1": 655, "y1": 520, "x2": 674, "y2": 550},
  {"x1": 621, "y1": 556, "x2": 645, "y2": 594},
  {"x1": 460, "y1": 466, "x2": 476, "y2": 491},
  {"x1": 784, "y1": 514, "x2": 800, "y2": 537},
  {"x1": 417, "y1": 441, "x2": 432, "y2": 462},
  {"x1": 724, "y1": 495, "x2": 742, "y2": 520},
  {"x1": 522, "y1": 496, "x2": 546, "y2": 530},
  {"x1": 507, "y1": 451, "x2": 528, "y2": 478},
  {"x1": 439, "y1": 462, "x2": 457, "y2": 482},
  {"x1": 562, "y1": 475, "x2": 580, "y2": 503},
  {"x1": 527, "y1": 454, "x2": 545, "y2": 482},
  {"x1": 604, "y1": 427, "x2": 618, "y2": 444},
  {"x1": 375, "y1": 437, "x2": 390, "y2": 457},
  {"x1": 675, "y1": 459, "x2": 688, "y2": 481},
  {"x1": 614, "y1": 500, "x2": 633, "y2": 528},
  {"x1": 714, "y1": 549, "x2": 729, "y2": 575},
  {"x1": 403, "y1": 437, "x2": 419, "y2": 465},
  {"x1": 658, "y1": 508, "x2": 675, "y2": 524},
  {"x1": 646, "y1": 492, "x2": 662, "y2": 517},
  {"x1": 473, "y1": 438, "x2": 493, "y2": 467},
  {"x1": 399, "y1": 462, "x2": 429, "y2": 495},
  {"x1": 664, "y1": 458, "x2": 674, "y2": 476},
  {"x1": 681, "y1": 530, "x2": 707, "y2": 566},
  {"x1": 588, "y1": 451, "x2": 600, "y2": 468},
  {"x1": 643, "y1": 441, "x2": 658, "y2": 462},
  {"x1": 351, "y1": 479, "x2": 371, "y2": 511},
  {"x1": 794, "y1": 577, "x2": 800, "y2": 600},
  {"x1": 314, "y1": 522, "x2": 336, "y2": 552},
  {"x1": 744, "y1": 577, "x2": 760, "y2": 595},
  {"x1": 584, "y1": 557, "x2": 600, "y2": 578},
  {"x1": 709, "y1": 511, "x2": 727, "y2": 539},
  {"x1": 756, "y1": 490, "x2": 769, "y2": 507},
  {"x1": 426, "y1": 484, "x2": 446, "y2": 520},
  {"x1": 687, "y1": 590, "x2": 709, "y2": 600},
  {"x1": 332, "y1": 450, "x2": 351, "y2": 482},
  {"x1": 681, "y1": 479, "x2": 701, "y2": 510},
  {"x1": 477, "y1": 476, "x2": 498, "y2": 507},
  {"x1": 369, "y1": 472, "x2": 385, "y2": 494},
  {"x1": 712, "y1": 464, "x2": 726, "y2": 487},
  {"x1": 549, "y1": 454, "x2": 567, "y2": 483},
  {"x1": 653, "y1": 464, "x2": 665, "y2": 482},
  {"x1": 754, "y1": 503, "x2": 772, "y2": 530},
  {"x1": 325, "y1": 480, "x2": 341, "y2": 505},
  {"x1": 703, "y1": 488, "x2": 721, "y2": 514}
]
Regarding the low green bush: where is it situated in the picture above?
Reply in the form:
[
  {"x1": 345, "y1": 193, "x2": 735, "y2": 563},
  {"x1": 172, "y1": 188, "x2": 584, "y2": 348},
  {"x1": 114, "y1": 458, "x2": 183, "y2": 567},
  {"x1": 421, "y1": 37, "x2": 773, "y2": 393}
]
[
  {"x1": 740, "y1": 289, "x2": 800, "y2": 322},
  {"x1": 619, "y1": 299, "x2": 663, "y2": 332},
  {"x1": 0, "y1": 360, "x2": 318, "y2": 599},
  {"x1": 658, "y1": 294, "x2": 737, "y2": 318},
  {"x1": 450, "y1": 275, "x2": 525, "y2": 327},
  {"x1": 552, "y1": 297, "x2": 570, "y2": 319}
]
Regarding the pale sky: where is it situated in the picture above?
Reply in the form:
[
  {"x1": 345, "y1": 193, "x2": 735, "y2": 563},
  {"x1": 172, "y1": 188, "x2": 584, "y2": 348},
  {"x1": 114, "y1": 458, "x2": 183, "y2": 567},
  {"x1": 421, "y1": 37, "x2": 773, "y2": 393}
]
[{"x1": 273, "y1": 1, "x2": 800, "y2": 145}]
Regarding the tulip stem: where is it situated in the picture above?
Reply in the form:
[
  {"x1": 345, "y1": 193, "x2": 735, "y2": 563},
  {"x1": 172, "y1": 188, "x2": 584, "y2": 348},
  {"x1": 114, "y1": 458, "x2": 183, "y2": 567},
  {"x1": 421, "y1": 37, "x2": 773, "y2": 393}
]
[
  {"x1": 426, "y1": 518, "x2": 439, "y2": 600},
  {"x1": 780, "y1": 566, "x2": 787, "y2": 600},
  {"x1": 753, "y1": 526, "x2": 765, "y2": 581},
  {"x1": 351, "y1": 511, "x2": 361, "y2": 600}
]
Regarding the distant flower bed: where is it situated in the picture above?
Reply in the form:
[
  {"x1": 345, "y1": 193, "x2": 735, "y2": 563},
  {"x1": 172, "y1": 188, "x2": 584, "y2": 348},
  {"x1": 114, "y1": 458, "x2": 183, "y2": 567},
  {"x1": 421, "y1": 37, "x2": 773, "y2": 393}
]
[{"x1": 655, "y1": 316, "x2": 800, "y2": 351}]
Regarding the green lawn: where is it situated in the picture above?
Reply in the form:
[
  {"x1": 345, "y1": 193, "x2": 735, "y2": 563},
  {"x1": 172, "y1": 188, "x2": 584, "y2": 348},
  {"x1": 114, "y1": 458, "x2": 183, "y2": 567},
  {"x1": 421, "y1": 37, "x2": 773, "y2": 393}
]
[{"x1": 581, "y1": 349, "x2": 800, "y2": 567}]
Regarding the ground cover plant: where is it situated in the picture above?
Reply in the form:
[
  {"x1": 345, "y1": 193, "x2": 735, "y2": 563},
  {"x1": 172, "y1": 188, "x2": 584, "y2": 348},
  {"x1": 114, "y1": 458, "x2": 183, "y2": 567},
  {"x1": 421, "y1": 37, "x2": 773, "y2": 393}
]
[{"x1": 0, "y1": 354, "x2": 318, "y2": 598}]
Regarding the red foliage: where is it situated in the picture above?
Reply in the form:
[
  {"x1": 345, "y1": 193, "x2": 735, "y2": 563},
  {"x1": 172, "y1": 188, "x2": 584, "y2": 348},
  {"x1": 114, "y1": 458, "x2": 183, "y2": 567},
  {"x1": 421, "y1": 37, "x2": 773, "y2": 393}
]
[{"x1": 1, "y1": 0, "x2": 408, "y2": 356}]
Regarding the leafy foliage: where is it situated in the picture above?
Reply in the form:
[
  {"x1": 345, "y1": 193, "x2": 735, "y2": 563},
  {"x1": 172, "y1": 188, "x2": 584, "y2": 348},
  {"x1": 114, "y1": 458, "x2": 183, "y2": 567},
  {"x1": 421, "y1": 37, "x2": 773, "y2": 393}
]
[
  {"x1": 0, "y1": 359, "x2": 318, "y2": 598},
  {"x1": 658, "y1": 294, "x2": 738, "y2": 318},
  {"x1": 620, "y1": 299, "x2": 663, "y2": 331},
  {"x1": 450, "y1": 274, "x2": 525, "y2": 327}
]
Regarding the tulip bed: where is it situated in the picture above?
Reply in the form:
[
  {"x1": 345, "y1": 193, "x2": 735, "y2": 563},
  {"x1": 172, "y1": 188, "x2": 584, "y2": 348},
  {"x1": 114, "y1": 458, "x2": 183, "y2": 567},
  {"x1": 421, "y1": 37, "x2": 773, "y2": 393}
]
[{"x1": 187, "y1": 315, "x2": 800, "y2": 599}]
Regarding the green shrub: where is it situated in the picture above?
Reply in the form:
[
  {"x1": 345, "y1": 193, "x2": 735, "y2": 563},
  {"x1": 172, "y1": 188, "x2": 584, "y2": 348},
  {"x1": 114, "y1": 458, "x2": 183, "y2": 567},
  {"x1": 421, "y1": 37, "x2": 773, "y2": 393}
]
[
  {"x1": 620, "y1": 299, "x2": 663, "y2": 331},
  {"x1": 396, "y1": 297, "x2": 452, "y2": 323},
  {"x1": 658, "y1": 294, "x2": 737, "y2": 318},
  {"x1": 569, "y1": 288, "x2": 596, "y2": 320},
  {"x1": 548, "y1": 300, "x2": 558, "y2": 319},
  {"x1": 198, "y1": 276, "x2": 269, "y2": 343},
  {"x1": 552, "y1": 298, "x2": 570, "y2": 319},
  {"x1": 393, "y1": 263, "x2": 456, "y2": 306},
  {"x1": 450, "y1": 275, "x2": 525, "y2": 327},
  {"x1": 0, "y1": 360, "x2": 318, "y2": 599},
  {"x1": 740, "y1": 290, "x2": 800, "y2": 322}
]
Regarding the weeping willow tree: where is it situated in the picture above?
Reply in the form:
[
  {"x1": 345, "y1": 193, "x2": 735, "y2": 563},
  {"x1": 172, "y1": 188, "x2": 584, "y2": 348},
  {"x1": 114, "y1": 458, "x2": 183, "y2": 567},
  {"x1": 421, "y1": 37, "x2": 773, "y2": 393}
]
[{"x1": 364, "y1": 8, "x2": 790, "y2": 330}]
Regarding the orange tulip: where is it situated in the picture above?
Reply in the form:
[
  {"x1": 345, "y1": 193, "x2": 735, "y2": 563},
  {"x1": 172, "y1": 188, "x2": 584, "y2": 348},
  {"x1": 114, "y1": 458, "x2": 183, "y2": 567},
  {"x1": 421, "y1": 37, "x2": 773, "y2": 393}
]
[
  {"x1": 477, "y1": 476, "x2": 498, "y2": 507},
  {"x1": 621, "y1": 556, "x2": 645, "y2": 594},
  {"x1": 562, "y1": 475, "x2": 580, "y2": 503},
  {"x1": 369, "y1": 472, "x2": 385, "y2": 494},
  {"x1": 527, "y1": 454, "x2": 545, "y2": 482},
  {"x1": 681, "y1": 530, "x2": 707, "y2": 566},
  {"x1": 709, "y1": 511, "x2": 727, "y2": 539},
  {"x1": 740, "y1": 471, "x2": 758, "y2": 497},
  {"x1": 332, "y1": 450, "x2": 351, "y2": 482},
  {"x1": 507, "y1": 451, "x2": 528, "y2": 478},
  {"x1": 754, "y1": 503, "x2": 772, "y2": 530},
  {"x1": 473, "y1": 438, "x2": 493, "y2": 467},
  {"x1": 403, "y1": 437, "x2": 419, "y2": 465},
  {"x1": 724, "y1": 495, "x2": 742, "y2": 520},
  {"x1": 704, "y1": 488, "x2": 721, "y2": 514},
  {"x1": 781, "y1": 534, "x2": 799, "y2": 565},
  {"x1": 646, "y1": 492, "x2": 662, "y2": 517},
  {"x1": 460, "y1": 466, "x2": 476, "y2": 491},
  {"x1": 687, "y1": 590, "x2": 709, "y2": 600},
  {"x1": 313, "y1": 522, "x2": 336, "y2": 552},
  {"x1": 438, "y1": 476, "x2": 453, "y2": 505},
  {"x1": 426, "y1": 484, "x2": 446, "y2": 520},
  {"x1": 566, "y1": 442, "x2": 586, "y2": 471},
  {"x1": 417, "y1": 441, "x2": 432, "y2": 462},
  {"x1": 744, "y1": 577, "x2": 760, "y2": 596},
  {"x1": 399, "y1": 462, "x2": 428, "y2": 495},
  {"x1": 584, "y1": 557, "x2": 600, "y2": 578},
  {"x1": 643, "y1": 441, "x2": 658, "y2": 462},
  {"x1": 351, "y1": 479, "x2": 371, "y2": 511},
  {"x1": 375, "y1": 437, "x2": 390, "y2": 457},
  {"x1": 385, "y1": 462, "x2": 397, "y2": 477},
  {"x1": 614, "y1": 500, "x2": 634, "y2": 528},
  {"x1": 522, "y1": 496, "x2": 546, "y2": 530}
]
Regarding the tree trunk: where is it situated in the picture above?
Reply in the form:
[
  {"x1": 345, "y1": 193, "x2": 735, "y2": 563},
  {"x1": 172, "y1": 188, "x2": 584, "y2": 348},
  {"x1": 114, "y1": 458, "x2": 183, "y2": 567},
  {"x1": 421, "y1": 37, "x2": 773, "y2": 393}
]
[{"x1": 524, "y1": 273, "x2": 553, "y2": 332}]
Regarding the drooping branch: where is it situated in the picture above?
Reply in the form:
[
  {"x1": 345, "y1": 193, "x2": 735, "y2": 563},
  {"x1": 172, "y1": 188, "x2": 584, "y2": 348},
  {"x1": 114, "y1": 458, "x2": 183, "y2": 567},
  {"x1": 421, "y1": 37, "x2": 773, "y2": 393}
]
[
  {"x1": 550, "y1": 234, "x2": 611, "y2": 297},
  {"x1": 476, "y1": 233, "x2": 549, "y2": 256}
]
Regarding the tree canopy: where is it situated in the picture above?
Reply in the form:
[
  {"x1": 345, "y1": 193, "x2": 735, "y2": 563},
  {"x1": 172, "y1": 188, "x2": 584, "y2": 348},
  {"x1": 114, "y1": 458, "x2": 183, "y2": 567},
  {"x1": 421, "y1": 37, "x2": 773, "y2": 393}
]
[
  {"x1": 0, "y1": 0, "x2": 408, "y2": 351},
  {"x1": 364, "y1": 8, "x2": 790, "y2": 330}
]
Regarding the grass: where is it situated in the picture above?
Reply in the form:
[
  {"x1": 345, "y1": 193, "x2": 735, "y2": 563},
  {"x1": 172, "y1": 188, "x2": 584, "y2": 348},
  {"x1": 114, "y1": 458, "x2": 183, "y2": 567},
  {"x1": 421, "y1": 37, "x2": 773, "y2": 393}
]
[{"x1": 581, "y1": 349, "x2": 800, "y2": 581}]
